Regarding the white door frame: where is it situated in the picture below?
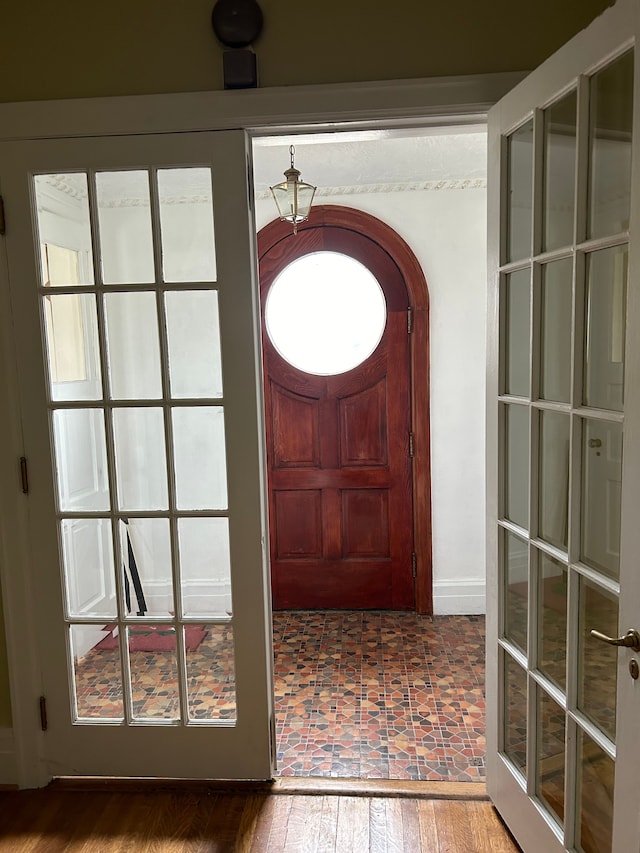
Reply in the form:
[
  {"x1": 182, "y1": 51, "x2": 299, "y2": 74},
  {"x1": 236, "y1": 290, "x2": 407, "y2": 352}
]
[{"x1": 0, "y1": 71, "x2": 522, "y2": 788}]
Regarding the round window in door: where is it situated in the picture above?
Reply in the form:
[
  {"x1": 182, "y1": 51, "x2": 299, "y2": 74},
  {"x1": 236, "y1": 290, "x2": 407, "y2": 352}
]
[{"x1": 264, "y1": 251, "x2": 387, "y2": 375}]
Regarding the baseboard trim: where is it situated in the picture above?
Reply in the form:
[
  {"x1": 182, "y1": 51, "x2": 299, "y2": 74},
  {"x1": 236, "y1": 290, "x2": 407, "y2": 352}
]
[
  {"x1": 51, "y1": 775, "x2": 488, "y2": 800},
  {"x1": 0, "y1": 728, "x2": 17, "y2": 786},
  {"x1": 433, "y1": 578, "x2": 486, "y2": 615}
]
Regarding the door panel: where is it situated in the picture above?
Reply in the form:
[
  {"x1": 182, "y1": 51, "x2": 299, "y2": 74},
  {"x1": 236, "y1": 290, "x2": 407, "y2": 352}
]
[
  {"x1": 274, "y1": 490, "x2": 322, "y2": 557},
  {"x1": 487, "y1": 1, "x2": 640, "y2": 850},
  {"x1": 272, "y1": 387, "x2": 320, "y2": 466},
  {"x1": 260, "y1": 216, "x2": 414, "y2": 611},
  {"x1": 0, "y1": 130, "x2": 273, "y2": 780},
  {"x1": 339, "y1": 381, "x2": 388, "y2": 466}
]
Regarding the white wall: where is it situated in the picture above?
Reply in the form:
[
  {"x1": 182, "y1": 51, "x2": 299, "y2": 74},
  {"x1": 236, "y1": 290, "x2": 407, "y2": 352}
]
[{"x1": 255, "y1": 186, "x2": 488, "y2": 614}]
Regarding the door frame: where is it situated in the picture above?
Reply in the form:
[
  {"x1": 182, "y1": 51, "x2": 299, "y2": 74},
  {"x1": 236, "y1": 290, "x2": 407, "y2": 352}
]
[
  {"x1": 257, "y1": 204, "x2": 432, "y2": 613},
  {"x1": 0, "y1": 71, "x2": 521, "y2": 787}
]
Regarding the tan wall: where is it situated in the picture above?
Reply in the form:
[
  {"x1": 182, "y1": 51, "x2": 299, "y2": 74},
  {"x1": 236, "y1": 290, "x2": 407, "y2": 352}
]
[
  {"x1": 0, "y1": 0, "x2": 612, "y2": 103},
  {"x1": 0, "y1": 0, "x2": 614, "y2": 731}
]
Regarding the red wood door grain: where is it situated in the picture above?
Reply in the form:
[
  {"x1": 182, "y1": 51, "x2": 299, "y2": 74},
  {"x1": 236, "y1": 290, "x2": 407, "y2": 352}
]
[{"x1": 259, "y1": 211, "x2": 414, "y2": 610}]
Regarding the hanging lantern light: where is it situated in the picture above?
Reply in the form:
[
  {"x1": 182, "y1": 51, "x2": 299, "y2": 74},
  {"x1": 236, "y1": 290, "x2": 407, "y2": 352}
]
[{"x1": 270, "y1": 145, "x2": 316, "y2": 234}]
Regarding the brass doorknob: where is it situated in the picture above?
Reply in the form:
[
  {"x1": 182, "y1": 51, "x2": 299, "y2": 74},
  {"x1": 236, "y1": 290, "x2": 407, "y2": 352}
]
[{"x1": 590, "y1": 628, "x2": 640, "y2": 653}]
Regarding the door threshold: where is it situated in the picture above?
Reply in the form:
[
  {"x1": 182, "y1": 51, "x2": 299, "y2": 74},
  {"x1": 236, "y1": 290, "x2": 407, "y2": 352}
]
[
  {"x1": 272, "y1": 776, "x2": 488, "y2": 799},
  {"x1": 50, "y1": 775, "x2": 488, "y2": 800}
]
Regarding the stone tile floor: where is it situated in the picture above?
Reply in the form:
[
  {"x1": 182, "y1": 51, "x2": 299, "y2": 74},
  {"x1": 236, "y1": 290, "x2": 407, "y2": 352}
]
[
  {"x1": 74, "y1": 611, "x2": 486, "y2": 782},
  {"x1": 273, "y1": 611, "x2": 486, "y2": 781}
]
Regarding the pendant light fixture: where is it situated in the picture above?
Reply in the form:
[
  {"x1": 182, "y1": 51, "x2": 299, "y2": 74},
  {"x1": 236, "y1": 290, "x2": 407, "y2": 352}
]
[{"x1": 270, "y1": 145, "x2": 316, "y2": 234}]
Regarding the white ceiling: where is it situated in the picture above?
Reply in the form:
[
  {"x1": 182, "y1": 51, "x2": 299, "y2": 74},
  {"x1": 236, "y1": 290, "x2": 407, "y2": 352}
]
[{"x1": 252, "y1": 125, "x2": 488, "y2": 195}]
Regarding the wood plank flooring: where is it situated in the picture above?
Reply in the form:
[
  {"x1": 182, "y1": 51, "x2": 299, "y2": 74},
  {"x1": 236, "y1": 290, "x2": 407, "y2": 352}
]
[{"x1": 0, "y1": 785, "x2": 520, "y2": 852}]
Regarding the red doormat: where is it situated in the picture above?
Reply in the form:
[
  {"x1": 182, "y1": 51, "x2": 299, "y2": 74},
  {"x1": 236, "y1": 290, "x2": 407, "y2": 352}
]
[{"x1": 95, "y1": 624, "x2": 208, "y2": 652}]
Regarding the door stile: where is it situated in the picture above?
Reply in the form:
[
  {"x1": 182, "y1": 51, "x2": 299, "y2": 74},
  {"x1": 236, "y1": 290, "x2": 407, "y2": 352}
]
[
  {"x1": 613, "y1": 39, "x2": 640, "y2": 853},
  {"x1": 485, "y1": 104, "x2": 502, "y2": 801},
  {"x1": 0, "y1": 206, "x2": 49, "y2": 787},
  {"x1": 211, "y1": 133, "x2": 273, "y2": 765}
]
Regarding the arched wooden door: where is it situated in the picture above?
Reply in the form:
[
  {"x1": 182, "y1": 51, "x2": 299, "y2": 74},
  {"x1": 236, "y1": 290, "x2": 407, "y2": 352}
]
[{"x1": 258, "y1": 206, "x2": 427, "y2": 611}]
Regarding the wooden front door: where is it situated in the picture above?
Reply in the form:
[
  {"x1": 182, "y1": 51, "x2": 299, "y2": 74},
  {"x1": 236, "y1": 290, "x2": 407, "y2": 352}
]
[{"x1": 259, "y1": 207, "x2": 414, "y2": 610}]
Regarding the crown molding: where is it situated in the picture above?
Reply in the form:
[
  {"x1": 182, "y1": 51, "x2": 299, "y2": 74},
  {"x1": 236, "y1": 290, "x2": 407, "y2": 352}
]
[{"x1": 256, "y1": 178, "x2": 486, "y2": 200}]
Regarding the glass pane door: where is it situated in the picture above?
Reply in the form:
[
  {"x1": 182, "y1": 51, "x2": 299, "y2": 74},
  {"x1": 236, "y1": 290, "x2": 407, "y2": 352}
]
[
  {"x1": 0, "y1": 131, "x2": 273, "y2": 780},
  {"x1": 487, "y1": 2, "x2": 640, "y2": 850}
]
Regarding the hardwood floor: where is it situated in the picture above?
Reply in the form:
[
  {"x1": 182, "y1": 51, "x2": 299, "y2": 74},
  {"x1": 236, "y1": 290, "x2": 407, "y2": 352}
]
[{"x1": 0, "y1": 782, "x2": 520, "y2": 852}]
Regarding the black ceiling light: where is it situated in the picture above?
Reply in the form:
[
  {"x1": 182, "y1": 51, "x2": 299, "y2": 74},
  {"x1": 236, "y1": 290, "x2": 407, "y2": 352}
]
[{"x1": 211, "y1": 0, "x2": 264, "y2": 89}]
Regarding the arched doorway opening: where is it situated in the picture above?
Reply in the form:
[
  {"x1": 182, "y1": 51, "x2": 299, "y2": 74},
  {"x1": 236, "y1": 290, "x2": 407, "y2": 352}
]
[{"x1": 258, "y1": 205, "x2": 432, "y2": 613}]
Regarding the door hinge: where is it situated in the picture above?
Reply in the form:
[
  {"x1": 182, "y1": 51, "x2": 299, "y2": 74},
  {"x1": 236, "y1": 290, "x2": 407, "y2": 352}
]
[
  {"x1": 0, "y1": 196, "x2": 5, "y2": 236},
  {"x1": 39, "y1": 696, "x2": 48, "y2": 732},
  {"x1": 412, "y1": 553, "x2": 417, "y2": 578},
  {"x1": 20, "y1": 456, "x2": 29, "y2": 494},
  {"x1": 409, "y1": 432, "x2": 415, "y2": 458},
  {"x1": 407, "y1": 307, "x2": 413, "y2": 334}
]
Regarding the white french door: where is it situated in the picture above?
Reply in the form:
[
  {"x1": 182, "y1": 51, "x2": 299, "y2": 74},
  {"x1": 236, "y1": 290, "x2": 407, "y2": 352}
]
[
  {"x1": 0, "y1": 130, "x2": 274, "y2": 780},
  {"x1": 487, "y1": 0, "x2": 640, "y2": 851}
]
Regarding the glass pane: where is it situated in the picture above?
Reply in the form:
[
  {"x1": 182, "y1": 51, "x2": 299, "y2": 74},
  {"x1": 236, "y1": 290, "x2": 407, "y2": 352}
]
[
  {"x1": 583, "y1": 246, "x2": 627, "y2": 412},
  {"x1": 507, "y1": 120, "x2": 534, "y2": 262},
  {"x1": 186, "y1": 622, "x2": 236, "y2": 721},
  {"x1": 128, "y1": 624, "x2": 180, "y2": 720},
  {"x1": 588, "y1": 50, "x2": 634, "y2": 240},
  {"x1": 265, "y1": 252, "x2": 387, "y2": 376},
  {"x1": 113, "y1": 408, "x2": 168, "y2": 511},
  {"x1": 503, "y1": 268, "x2": 530, "y2": 396},
  {"x1": 543, "y1": 91, "x2": 577, "y2": 252},
  {"x1": 53, "y1": 408, "x2": 110, "y2": 511},
  {"x1": 34, "y1": 175, "x2": 94, "y2": 286},
  {"x1": 70, "y1": 623, "x2": 124, "y2": 720},
  {"x1": 172, "y1": 407, "x2": 227, "y2": 510},
  {"x1": 61, "y1": 518, "x2": 116, "y2": 619},
  {"x1": 540, "y1": 258, "x2": 572, "y2": 403},
  {"x1": 504, "y1": 404, "x2": 529, "y2": 529},
  {"x1": 538, "y1": 411, "x2": 570, "y2": 550},
  {"x1": 504, "y1": 531, "x2": 528, "y2": 653},
  {"x1": 578, "y1": 577, "x2": 618, "y2": 740},
  {"x1": 96, "y1": 171, "x2": 155, "y2": 284},
  {"x1": 104, "y1": 292, "x2": 162, "y2": 399},
  {"x1": 157, "y1": 168, "x2": 217, "y2": 282},
  {"x1": 165, "y1": 290, "x2": 223, "y2": 399},
  {"x1": 504, "y1": 653, "x2": 527, "y2": 776},
  {"x1": 536, "y1": 686, "x2": 565, "y2": 826},
  {"x1": 178, "y1": 518, "x2": 231, "y2": 618},
  {"x1": 581, "y1": 419, "x2": 622, "y2": 580},
  {"x1": 120, "y1": 518, "x2": 173, "y2": 618},
  {"x1": 44, "y1": 293, "x2": 102, "y2": 401},
  {"x1": 538, "y1": 553, "x2": 567, "y2": 690},
  {"x1": 577, "y1": 729, "x2": 614, "y2": 853}
]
